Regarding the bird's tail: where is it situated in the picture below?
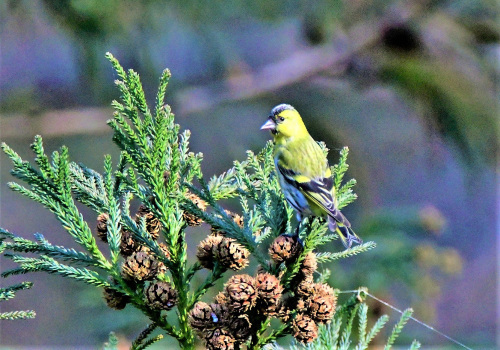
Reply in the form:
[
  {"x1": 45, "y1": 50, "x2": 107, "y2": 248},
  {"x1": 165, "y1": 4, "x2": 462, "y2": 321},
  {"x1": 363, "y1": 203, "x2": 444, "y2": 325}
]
[{"x1": 328, "y1": 217, "x2": 362, "y2": 249}]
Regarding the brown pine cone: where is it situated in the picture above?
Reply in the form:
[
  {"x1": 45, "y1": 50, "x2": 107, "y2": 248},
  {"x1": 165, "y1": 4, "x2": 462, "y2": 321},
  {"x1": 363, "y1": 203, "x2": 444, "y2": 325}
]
[
  {"x1": 296, "y1": 275, "x2": 314, "y2": 298},
  {"x1": 205, "y1": 328, "x2": 235, "y2": 350},
  {"x1": 301, "y1": 252, "x2": 318, "y2": 276},
  {"x1": 121, "y1": 250, "x2": 159, "y2": 282},
  {"x1": 227, "y1": 314, "x2": 252, "y2": 342},
  {"x1": 307, "y1": 283, "x2": 337, "y2": 323},
  {"x1": 144, "y1": 281, "x2": 177, "y2": 311},
  {"x1": 289, "y1": 253, "x2": 317, "y2": 291},
  {"x1": 136, "y1": 204, "x2": 162, "y2": 240},
  {"x1": 216, "y1": 238, "x2": 250, "y2": 271},
  {"x1": 255, "y1": 273, "x2": 283, "y2": 314},
  {"x1": 183, "y1": 192, "x2": 207, "y2": 226},
  {"x1": 96, "y1": 213, "x2": 109, "y2": 242},
  {"x1": 103, "y1": 286, "x2": 129, "y2": 310},
  {"x1": 196, "y1": 235, "x2": 224, "y2": 269},
  {"x1": 296, "y1": 298, "x2": 307, "y2": 312},
  {"x1": 276, "y1": 299, "x2": 292, "y2": 323},
  {"x1": 292, "y1": 314, "x2": 318, "y2": 343},
  {"x1": 189, "y1": 301, "x2": 213, "y2": 331},
  {"x1": 224, "y1": 274, "x2": 257, "y2": 314},
  {"x1": 189, "y1": 302, "x2": 228, "y2": 332},
  {"x1": 213, "y1": 293, "x2": 226, "y2": 306},
  {"x1": 269, "y1": 234, "x2": 302, "y2": 264},
  {"x1": 120, "y1": 229, "x2": 139, "y2": 256},
  {"x1": 137, "y1": 243, "x2": 170, "y2": 275},
  {"x1": 209, "y1": 303, "x2": 229, "y2": 327}
]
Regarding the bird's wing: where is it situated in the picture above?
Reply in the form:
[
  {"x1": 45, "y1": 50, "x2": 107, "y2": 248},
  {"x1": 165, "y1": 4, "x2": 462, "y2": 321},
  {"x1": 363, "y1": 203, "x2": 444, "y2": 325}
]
[{"x1": 276, "y1": 163, "x2": 351, "y2": 227}]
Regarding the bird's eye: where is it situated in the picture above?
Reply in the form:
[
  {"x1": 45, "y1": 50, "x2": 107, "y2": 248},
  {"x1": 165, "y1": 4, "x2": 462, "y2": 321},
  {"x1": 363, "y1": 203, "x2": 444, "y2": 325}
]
[{"x1": 279, "y1": 117, "x2": 285, "y2": 122}]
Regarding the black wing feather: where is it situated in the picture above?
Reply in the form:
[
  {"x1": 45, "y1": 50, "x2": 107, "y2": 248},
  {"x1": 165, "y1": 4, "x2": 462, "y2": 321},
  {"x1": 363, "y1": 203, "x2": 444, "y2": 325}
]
[{"x1": 277, "y1": 165, "x2": 350, "y2": 227}]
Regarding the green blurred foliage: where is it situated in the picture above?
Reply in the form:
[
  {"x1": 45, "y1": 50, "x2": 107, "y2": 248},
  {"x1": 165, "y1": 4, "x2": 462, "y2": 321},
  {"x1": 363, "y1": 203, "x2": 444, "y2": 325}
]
[
  {"x1": 332, "y1": 205, "x2": 462, "y2": 321},
  {"x1": 22, "y1": 0, "x2": 493, "y2": 165}
]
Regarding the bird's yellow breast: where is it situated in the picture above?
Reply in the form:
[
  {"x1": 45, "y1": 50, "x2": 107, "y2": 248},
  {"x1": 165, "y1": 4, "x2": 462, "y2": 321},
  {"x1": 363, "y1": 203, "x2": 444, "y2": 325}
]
[{"x1": 274, "y1": 135, "x2": 330, "y2": 179}]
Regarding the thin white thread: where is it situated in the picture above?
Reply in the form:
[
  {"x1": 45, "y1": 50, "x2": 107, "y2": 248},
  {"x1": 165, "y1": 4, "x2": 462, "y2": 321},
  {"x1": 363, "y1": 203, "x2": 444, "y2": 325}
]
[{"x1": 338, "y1": 289, "x2": 473, "y2": 350}]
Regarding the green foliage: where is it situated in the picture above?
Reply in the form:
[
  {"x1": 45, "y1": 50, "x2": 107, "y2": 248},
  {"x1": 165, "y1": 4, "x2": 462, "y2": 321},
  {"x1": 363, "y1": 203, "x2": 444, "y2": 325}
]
[
  {"x1": 315, "y1": 241, "x2": 377, "y2": 263},
  {"x1": 384, "y1": 308, "x2": 413, "y2": 350},
  {"x1": 265, "y1": 295, "x2": 420, "y2": 350},
  {"x1": 381, "y1": 56, "x2": 497, "y2": 164},
  {"x1": 0, "y1": 53, "x2": 389, "y2": 349},
  {"x1": 1, "y1": 137, "x2": 108, "y2": 268},
  {"x1": 335, "y1": 206, "x2": 464, "y2": 326},
  {"x1": 0, "y1": 281, "x2": 36, "y2": 320},
  {"x1": 331, "y1": 147, "x2": 357, "y2": 210},
  {"x1": 0, "y1": 310, "x2": 36, "y2": 321},
  {"x1": 131, "y1": 323, "x2": 164, "y2": 350}
]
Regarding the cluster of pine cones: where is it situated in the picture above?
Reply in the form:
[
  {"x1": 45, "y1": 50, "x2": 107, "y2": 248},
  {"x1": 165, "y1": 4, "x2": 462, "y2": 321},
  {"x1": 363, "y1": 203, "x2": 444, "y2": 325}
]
[
  {"x1": 189, "y1": 272, "x2": 282, "y2": 349},
  {"x1": 97, "y1": 194, "x2": 337, "y2": 347},
  {"x1": 270, "y1": 235, "x2": 337, "y2": 343},
  {"x1": 196, "y1": 211, "x2": 250, "y2": 271},
  {"x1": 97, "y1": 192, "x2": 206, "y2": 312},
  {"x1": 192, "y1": 227, "x2": 336, "y2": 348}
]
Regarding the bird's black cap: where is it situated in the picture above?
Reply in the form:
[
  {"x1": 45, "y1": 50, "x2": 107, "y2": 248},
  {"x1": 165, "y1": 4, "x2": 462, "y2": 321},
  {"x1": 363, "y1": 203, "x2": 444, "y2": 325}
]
[{"x1": 270, "y1": 103, "x2": 295, "y2": 117}]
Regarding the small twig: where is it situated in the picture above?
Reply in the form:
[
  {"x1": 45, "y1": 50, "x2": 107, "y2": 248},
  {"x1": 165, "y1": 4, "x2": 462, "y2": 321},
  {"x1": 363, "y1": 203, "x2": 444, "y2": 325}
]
[{"x1": 188, "y1": 263, "x2": 225, "y2": 310}]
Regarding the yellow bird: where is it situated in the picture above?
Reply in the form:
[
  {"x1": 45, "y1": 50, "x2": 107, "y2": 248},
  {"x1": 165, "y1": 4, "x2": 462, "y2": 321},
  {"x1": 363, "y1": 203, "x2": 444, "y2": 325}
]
[{"x1": 261, "y1": 104, "x2": 362, "y2": 248}]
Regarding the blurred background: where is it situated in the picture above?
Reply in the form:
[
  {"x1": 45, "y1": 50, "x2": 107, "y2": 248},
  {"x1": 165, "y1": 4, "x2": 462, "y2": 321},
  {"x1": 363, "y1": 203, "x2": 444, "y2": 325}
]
[{"x1": 0, "y1": 0, "x2": 498, "y2": 348}]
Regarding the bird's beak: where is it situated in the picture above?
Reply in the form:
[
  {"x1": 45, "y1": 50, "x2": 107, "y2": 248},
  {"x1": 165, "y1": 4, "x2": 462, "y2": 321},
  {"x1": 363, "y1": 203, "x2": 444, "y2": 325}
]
[{"x1": 260, "y1": 118, "x2": 276, "y2": 131}]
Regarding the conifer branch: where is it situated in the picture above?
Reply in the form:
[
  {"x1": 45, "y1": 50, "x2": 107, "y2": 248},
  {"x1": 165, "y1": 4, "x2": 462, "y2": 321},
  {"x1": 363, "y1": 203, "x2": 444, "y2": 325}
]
[
  {"x1": 365, "y1": 313, "x2": 389, "y2": 344},
  {"x1": 409, "y1": 340, "x2": 421, "y2": 350},
  {"x1": 384, "y1": 308, "x2": 414, "y2": 350},
  {"x1": 357, "y1": 303, "x2": 368, "y2": 346},
  {"x1": 0, "y1": 282, "x2": 33, "y2": 301},
  {"x1": 0, "y1": 232, "x2": 97, "y2": 266},
  {"x1": 257, "y1": 323, "x2": 291, "y2": 348},
  {"x1": 188, "y1": 263, "x2": 225, "y2": 309},
  {"x1": 3, "y1": 254, "x2": 109, "y2": 287},
  {"x1": 0, "y1": 280, "x2": 36, "y2": 321},
  {"x1": 134, "y1": 334, "x2": 164, "y2": 350},
  {"x1": 131, "y1": 323, "x2": 160, "y2": 350},
  {"x1": 0, "y1": 53, "x2": 419, "y2": 350},
  {"x1": 103, "y1": 155, "x2": 122, "y2": 265},
  {"x1": 0, "y1": 310, "x2": 36, "y2": 320},
  {"x1": 315, "y1": 241, "x2": 377, "y2": 263},
  {"x1": 70, "y1": 161, "x2": 108, "y2": 212}
]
